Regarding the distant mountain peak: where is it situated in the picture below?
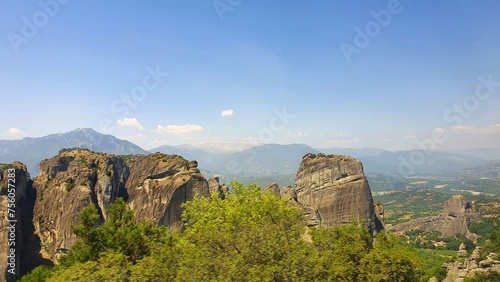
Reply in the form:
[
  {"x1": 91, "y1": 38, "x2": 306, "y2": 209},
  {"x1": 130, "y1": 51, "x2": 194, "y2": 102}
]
[
  {"x1": 74, "y1": 127, "x2": 93, "y2": 132},
  {"x1": 0, "y1": 128, "x2": 147, "y2": 176}
]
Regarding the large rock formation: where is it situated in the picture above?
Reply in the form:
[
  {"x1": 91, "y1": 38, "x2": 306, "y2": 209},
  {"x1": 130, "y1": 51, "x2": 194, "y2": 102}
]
[
  {"x1": 287, "y1": 153, "x2": 383, "y2": 236},
  {"x1": 388, "y1": 195, "x2": 479, "y2": 242},
  {"x1": 0, "y1": 162, "x2": 29, "y2": 281},
  {"x1": 31, "y1": 149, "x2": 209, "y2": 264},
  {"x1": 126, "y1": 155, "x2": 209, "y2": 228},
  {"x1": 32, "y1": 149, "x2": 128, "y2": 260}
]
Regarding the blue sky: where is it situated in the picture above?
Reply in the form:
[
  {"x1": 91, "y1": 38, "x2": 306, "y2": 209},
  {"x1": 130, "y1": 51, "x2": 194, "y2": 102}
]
[{"x1": 1, "y1": 0, "x2": 500, "y2": 150}]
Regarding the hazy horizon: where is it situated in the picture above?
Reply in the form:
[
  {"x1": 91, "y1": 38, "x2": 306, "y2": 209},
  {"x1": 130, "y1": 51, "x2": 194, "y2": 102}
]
[
  {"x1": 2, "y1": 127, "x2": 500, "y2": 154},
  {"x1": 2, "y1": 1, "x2": 499, "y2": 151}
]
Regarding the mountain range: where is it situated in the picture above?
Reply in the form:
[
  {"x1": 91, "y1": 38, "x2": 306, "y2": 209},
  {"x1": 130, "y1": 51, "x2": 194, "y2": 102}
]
[
  {"x1": 1, "y1": 128, "x2": 499, "y2": 189},
  {"x1": 0, "y1": 128, "x2": 147, "y2": 174}
]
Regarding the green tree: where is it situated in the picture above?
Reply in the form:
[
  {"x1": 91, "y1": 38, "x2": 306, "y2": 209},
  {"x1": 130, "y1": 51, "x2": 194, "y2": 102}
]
[
  {"x1": 19, "y1": 265, "x2": 54, "y2": 282},
  {"x1": 61, "y1": 203, "x2": 101, "y2": 264},
  {"x1": 24, "y1": 198, "x2": 158, "y2": 281},
  {"x1": 482, "y1": 231, "x2": 500, "y2": 256},
  {"x1": 360, "y1": 231, "x2": 424, "y2": 282},
  {"x1": 311, "y1": 223, "x2": 372, "y2": 281},
  {"x1": 51, "y1": 252, "x2": 130, "y2": 282},
  {"x1": 61, "y1": 197, "x2": 155, "y2": 267},
  {"x1": 176, "y1": 181, "x2": 313, "y2": 282},
  {"x1": 129, "y1": 228, "x2": 181, "y2": 281},
  {"x1": 416, "y1": 249, "x2": 448, "y2": 282}
]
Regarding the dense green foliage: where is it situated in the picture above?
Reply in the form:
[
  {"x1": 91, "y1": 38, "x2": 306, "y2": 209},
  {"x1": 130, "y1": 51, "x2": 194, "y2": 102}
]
[
  {"x1": 416, "y1": 249, "x2": 451, "y2": 281},
  {"x1": 177, "y1": 182, "x2": 313, "y2": 281},
  {"x1": 21, "y1": 182, "x2": 425, "y2": 282},
  {"x1": 404, "y1": 229, "x2": 475, "y2": 251},
  {"x1": 470, "y1": 217, "x2": 500, "y2": 243},
  {"x1": 464, "y1": 271, "x2": 500, "y2": 282},
  {"x1": 482, "y1": 230, "x2": 500, "y2": 258}
]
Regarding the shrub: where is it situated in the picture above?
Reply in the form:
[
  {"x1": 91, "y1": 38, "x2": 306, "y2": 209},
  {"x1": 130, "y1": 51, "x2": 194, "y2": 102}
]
[{"x1": 66, "y1": 183, "x2": 76, "y2": 192}]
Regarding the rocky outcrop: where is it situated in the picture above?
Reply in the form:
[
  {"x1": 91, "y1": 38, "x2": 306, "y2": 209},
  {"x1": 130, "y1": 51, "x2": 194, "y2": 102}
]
[
  {"x1": 264, "y1": 183, "x2": 280, "y2": 196},
  {"x1": 280, "y1": 185, "x2": 296, "y2": 200},
  {"x1": 31, "y1": 149, "x2": 209, "y2": 264},
  {"x1": 290, "y1": 154, "x2": 382, "y2": 236},
  {"x1": 126, "y1": 155, "x2": 209, "y2": 228},
  {"x1": 208, "y1": 176, "x2": 222, "y2": 194},
  {"x1": 0, "y1": 162, "x2": 29, "y2": 281},
  {"x1": 374, "y1": 202, "x2": 386, "y2": 231},
  {"x1": 388, "y1": 195, "x2": 478, "y2": 242},
  {"x1": 441, "y1": 246, "x2": 500, "y2": 281},
  {"x1": 32, "y1": 149, "x2": 129, "y2": 261}
]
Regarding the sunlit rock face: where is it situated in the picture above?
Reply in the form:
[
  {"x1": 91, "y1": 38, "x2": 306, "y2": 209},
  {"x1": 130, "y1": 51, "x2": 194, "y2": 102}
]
[
  {"x1": 32, "y1": 149, "x2": 209, "y2": 264},
  {"x1": 293, "y1": 153, "x2": 382, "y2": 237}
]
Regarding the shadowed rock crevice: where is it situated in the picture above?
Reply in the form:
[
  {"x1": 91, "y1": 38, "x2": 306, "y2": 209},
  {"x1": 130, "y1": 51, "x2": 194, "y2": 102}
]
[
  {"x1": 19, "y1": 177, "x2": 53, "y2": 278},
  {"x1": 0, "y1": 162, "x2": 54, "y2": 282}
]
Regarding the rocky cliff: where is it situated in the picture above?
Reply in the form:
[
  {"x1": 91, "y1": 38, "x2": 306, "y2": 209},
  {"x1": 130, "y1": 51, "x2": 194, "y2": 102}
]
[
  {"x1": 286, "y1": 153, "x2": 383, "y2": 236},
  {"x1": 125, "y1": 155, "x2": 209, "y2": 228},
  {"x1": 388, "y1": 195, "x2": 479, "y2": 242},
  {"x1": 0, "y1": 162, "x2": 29, "y2": 281},
  {"x1": 31, "y1": 149, "x2": 209, "y2": 264}
]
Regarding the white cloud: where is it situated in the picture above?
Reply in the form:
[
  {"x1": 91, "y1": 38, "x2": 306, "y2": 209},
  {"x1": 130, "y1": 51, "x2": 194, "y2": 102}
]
[
  {"x1": 449, "y1": 124, "x2": 500, "y2": 135},
  {"x1": 426, "y1": 124, "x2": 500, "y2": 150},
  {"x1": 221, "y1": 109, "x2": 234, "y2": 117},
  {"x1": 240, "y1": 137, "x2": 259, "y2": 144},
  {"x1": 156, "y1": 124, "x2": 203, "y2": 134},
  {"x1": 116, "y1": 118, "x2": 143, "y2": 130},
  {"x1": 4, "y1": 128, "x2": 26, "y2": 138}
]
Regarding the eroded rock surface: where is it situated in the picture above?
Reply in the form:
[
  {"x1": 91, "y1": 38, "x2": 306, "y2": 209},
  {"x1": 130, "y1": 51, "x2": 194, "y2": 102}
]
[
  {"x1": 31, "y1": 149, "x2": 209, "y2": 264},
  {"x1": 264, "y1": 182, "x2": 280, "y2": 196},
  {"x1": 388, "y1": 195, "x2": 478, "y2": 242},
  {"x1": 126, "y1": 155, "x2": 209, "y2": 227},
  {"x1": 291, "y1": 153, "x2": 382, "y2": 236}
]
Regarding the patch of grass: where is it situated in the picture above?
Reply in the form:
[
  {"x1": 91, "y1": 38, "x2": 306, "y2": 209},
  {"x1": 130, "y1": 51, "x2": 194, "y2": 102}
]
[
  {"x1": 65, "y1": 183, "x2": 76, "y2": 192},
  {"x1": 428, "y1": 249, "x2": 458, "y2": 257}
]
